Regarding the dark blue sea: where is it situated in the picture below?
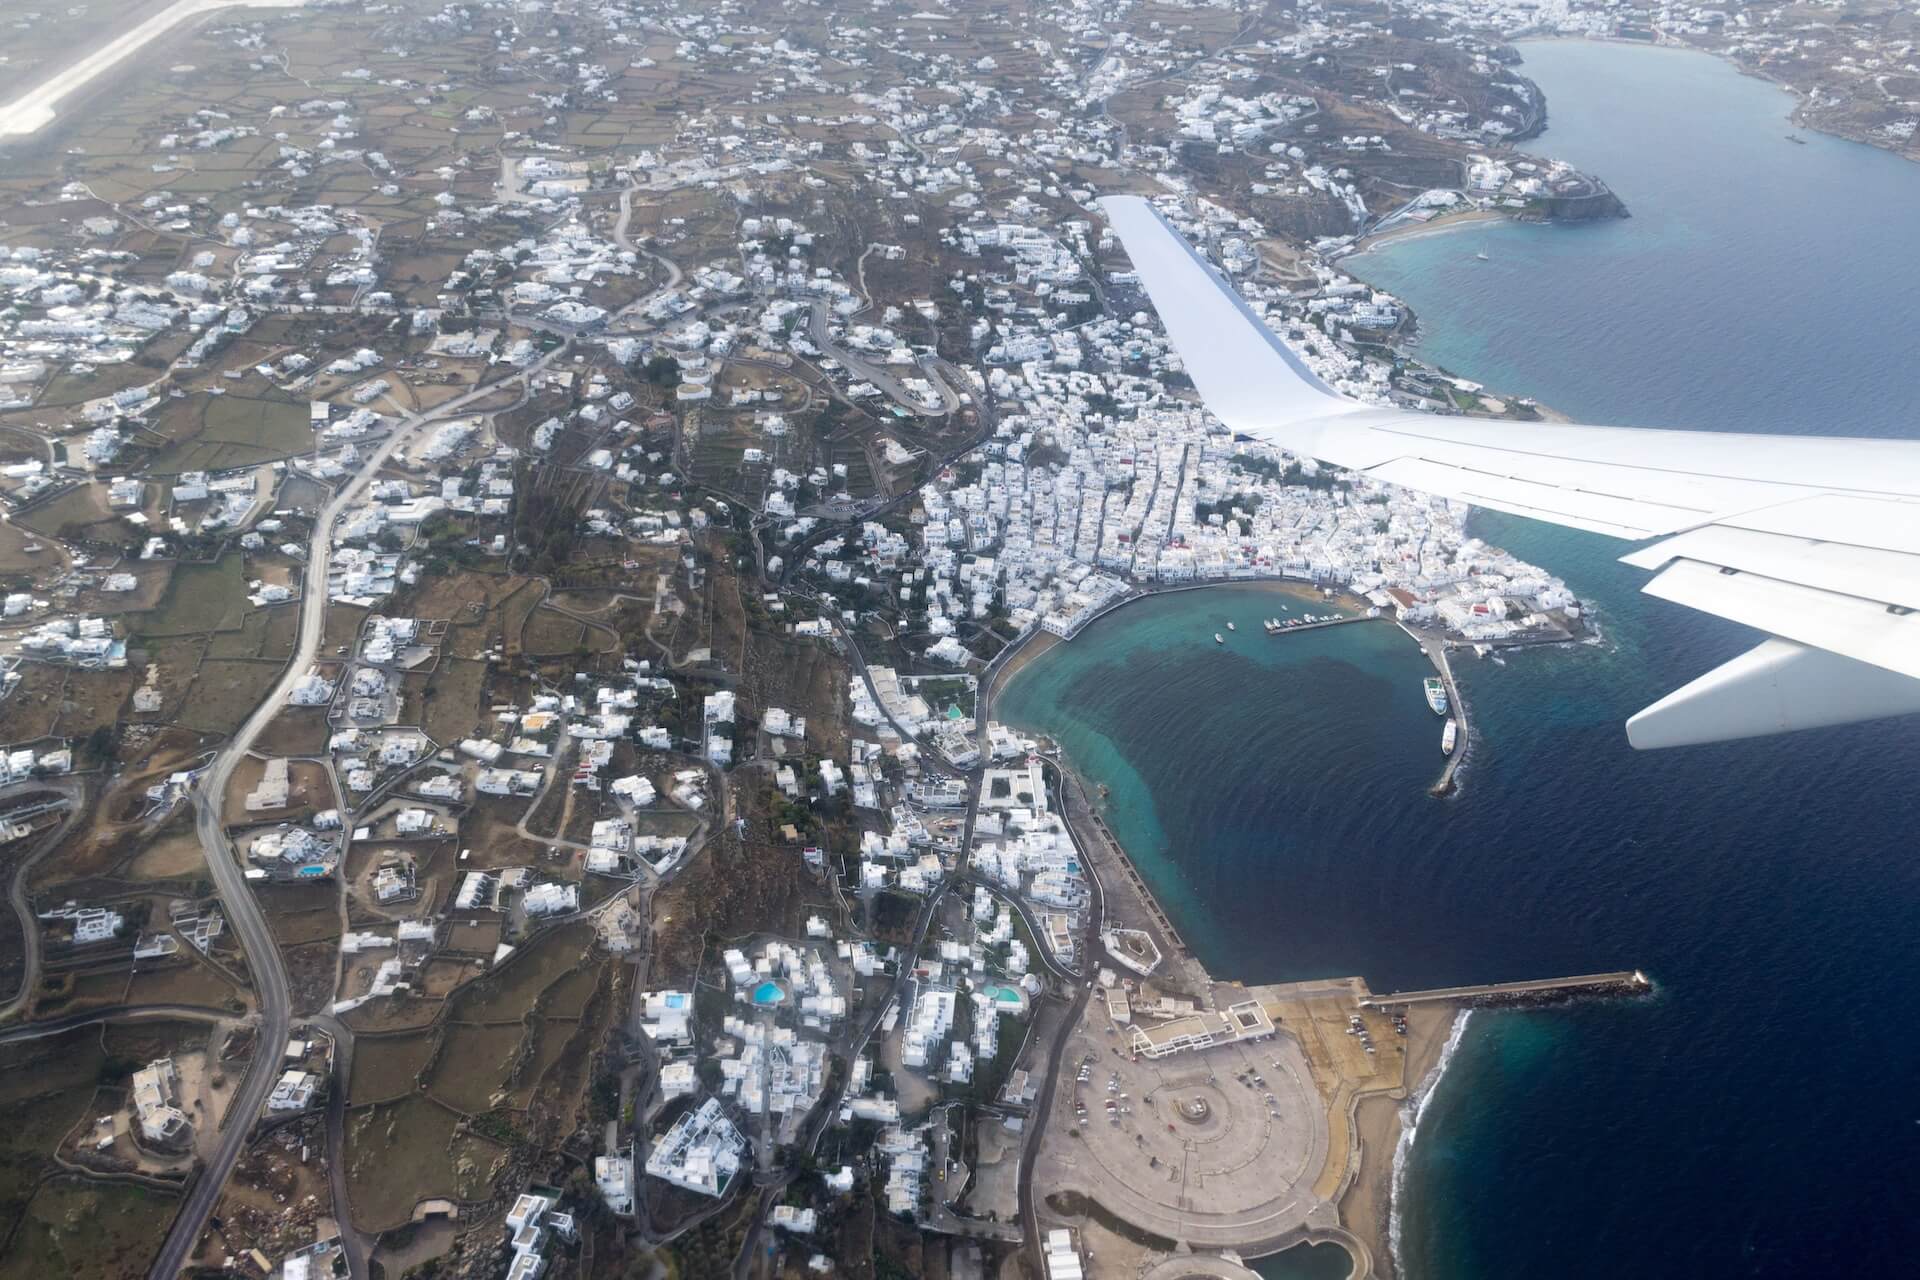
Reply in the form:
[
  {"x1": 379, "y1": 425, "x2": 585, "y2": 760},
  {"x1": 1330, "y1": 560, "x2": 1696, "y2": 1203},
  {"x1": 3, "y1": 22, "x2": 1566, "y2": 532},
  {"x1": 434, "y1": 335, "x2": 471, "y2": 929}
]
[{"x1": 1001, "y1": 40, "x2": 1920, "y2": 1280}]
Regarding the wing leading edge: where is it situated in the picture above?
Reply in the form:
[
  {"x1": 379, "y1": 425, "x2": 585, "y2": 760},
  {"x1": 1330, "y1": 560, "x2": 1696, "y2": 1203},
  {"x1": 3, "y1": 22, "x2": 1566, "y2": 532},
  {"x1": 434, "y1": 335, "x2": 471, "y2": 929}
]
[{"x1": 1101, "y1": 193, "x2": 1920, "y2": 748}]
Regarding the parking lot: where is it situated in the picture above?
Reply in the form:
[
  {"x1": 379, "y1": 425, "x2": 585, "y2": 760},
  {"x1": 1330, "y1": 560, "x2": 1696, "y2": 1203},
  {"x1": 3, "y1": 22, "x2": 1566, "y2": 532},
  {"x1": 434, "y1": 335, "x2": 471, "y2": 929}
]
[{"x1": 1036, "y1": 1010, "x2": 1333, "y2": 1248}]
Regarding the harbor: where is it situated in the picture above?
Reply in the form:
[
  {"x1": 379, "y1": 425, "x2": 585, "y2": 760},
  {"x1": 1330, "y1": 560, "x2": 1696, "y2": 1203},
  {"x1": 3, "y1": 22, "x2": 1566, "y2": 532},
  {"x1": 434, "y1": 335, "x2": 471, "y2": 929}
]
[
  {"x1": 990, "y1": 580, "x2": 1484, "y2": 807},
  {"x1": 1401, "y1": 624, "x2": 1471, "y2": 798},
  {"x1": 995, "y1": 583, "x2": 1656, "y2": 1278},
  {"x1": 1027, "y1": 733, "x2": 1652, "y2": 1280}
]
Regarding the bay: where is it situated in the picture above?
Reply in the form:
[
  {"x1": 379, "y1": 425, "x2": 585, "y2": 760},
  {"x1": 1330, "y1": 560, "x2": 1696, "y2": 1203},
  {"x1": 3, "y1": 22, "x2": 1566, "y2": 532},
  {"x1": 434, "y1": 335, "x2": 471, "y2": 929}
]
[{"x1": 1001, "y1": 39, "x2": 1920, "y2": 1279}]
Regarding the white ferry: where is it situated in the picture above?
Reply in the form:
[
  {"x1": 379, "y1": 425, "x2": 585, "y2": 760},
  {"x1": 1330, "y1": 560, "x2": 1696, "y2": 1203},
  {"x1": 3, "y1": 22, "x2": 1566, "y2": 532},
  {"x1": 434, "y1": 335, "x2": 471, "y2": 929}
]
[
  {"x1": 1214, "y1": 632, "x2": 1224, "y2": 644},
  {"x1": 1423, "y1": 677, "x2": 1449, "y2": 716},
  {"x1": 1226, "y1": 620, "x2": 1236, "y2": 632},
  {"x1": 1442, "y1": 718, "x2": 1458, "y2": 754}
]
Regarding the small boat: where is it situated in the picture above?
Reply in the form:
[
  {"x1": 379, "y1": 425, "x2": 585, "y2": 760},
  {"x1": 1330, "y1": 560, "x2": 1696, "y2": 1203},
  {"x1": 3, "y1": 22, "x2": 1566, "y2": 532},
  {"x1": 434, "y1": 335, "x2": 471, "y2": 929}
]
[
  {"x1": 1442, "y1": 718, "x2": 1458, "y2": 754},
  {"x1": 1214, "y1": 633, "x2": 1224, "y2": 644},
  {"x1": 1424, "y1": 677, "x2": 1449, "y2": 716},
  {"x1": 1226, "y1": 621, "x2": 1236, "y2": 632},
  {"x1": 1785, "y1": 134, "x2": 1806, "y2": 144},
  {"x1": 1264, "y1": 618, "x2": 1282, "y2": 634},
  {"x1": 1475, "y1": 251, "x2": 1490, "y2": 261}
]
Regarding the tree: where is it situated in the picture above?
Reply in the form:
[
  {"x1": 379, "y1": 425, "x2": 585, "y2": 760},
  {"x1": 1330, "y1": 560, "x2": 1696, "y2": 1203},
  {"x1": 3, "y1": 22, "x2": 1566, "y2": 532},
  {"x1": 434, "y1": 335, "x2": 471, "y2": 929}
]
[
  {"x1": 644, "y1": 354, "x2": 681, "y2": 386},
  {"x1": 81, "y1": 723, "x2": 119, "y2": 765}
]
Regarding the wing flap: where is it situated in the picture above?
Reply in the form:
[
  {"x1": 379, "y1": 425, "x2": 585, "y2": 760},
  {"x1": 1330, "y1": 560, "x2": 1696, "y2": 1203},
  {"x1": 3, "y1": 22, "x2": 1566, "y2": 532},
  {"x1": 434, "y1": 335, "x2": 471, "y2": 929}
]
[
  {"x1": 1715, "y1": 492, "x2": 1920, "y2": 556},
  {"x1": 1641, "y1": 558, "x2": 1920, "y2": 680},
  {"x1": 1621, "y1": 520, "x2": 1920, "y2": 612}
]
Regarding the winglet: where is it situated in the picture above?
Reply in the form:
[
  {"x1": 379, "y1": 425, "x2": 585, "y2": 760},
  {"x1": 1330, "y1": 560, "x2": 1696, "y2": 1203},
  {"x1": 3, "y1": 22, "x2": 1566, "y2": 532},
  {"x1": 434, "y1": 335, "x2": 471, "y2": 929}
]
[
  {"x1": 1100, "y1": 195, "x2": 1354, "y2": 433},
  {"x1": 1626, "y1": 637, "x2": 1920, "y2": 748}
]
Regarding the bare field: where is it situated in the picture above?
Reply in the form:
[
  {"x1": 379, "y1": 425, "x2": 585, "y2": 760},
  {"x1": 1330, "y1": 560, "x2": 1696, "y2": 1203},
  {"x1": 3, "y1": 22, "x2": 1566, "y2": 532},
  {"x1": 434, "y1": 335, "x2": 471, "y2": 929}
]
[
  {"x1": 423, "y1": 1022, "x2": 525, "y2": 1114},
  {"x1": 176, "y1": 660, "x2": 285, "y2": 735},
  {"x1": 447, "y1": 923, "x2": 594, "y2": 1024},
  {"x1": 0, "y1": 1177, "x2": 178, "y2": 1280},
  {"x1": 342, "y1": 1096, "x2": 504, "y2": 1232},
  {"x1": 347, "y1": 1030, "x2": 435, "y2": 1105},
  {"x1": 134, "y1": 555, "x2": 246, "y2": 637}
]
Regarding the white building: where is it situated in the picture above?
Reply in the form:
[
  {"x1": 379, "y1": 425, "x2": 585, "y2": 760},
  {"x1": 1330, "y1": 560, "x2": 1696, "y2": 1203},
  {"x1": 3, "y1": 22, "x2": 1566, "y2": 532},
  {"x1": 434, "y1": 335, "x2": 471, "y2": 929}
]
[
  {"x1": 131, "y1": 1058, "x2": 191, "y2": 1148},
  {"x1": 644, "y1": 1097, "x2": 746, "y2": 1197},
  {"x1": 595, "y1": 1150, "x2": 635, "y2": 1215}
]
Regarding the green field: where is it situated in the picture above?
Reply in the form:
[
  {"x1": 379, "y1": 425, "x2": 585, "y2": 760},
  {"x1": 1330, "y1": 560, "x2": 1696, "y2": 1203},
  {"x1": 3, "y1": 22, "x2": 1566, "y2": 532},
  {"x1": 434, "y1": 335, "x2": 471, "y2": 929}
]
[{"x1": 136, "y1": 555, "x2": 246, "y2": 636}]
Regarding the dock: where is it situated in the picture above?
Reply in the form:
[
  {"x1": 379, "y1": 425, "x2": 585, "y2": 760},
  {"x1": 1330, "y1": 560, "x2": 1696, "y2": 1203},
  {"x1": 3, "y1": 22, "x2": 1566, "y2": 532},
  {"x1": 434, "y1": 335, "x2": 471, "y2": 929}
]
[
  {"x1": 1260, "y1": 614, "x2": 1371, "y2": 636},
  {"x1": 1399, "y1": 622, "x2": 1469, "y2": 796},
  {"x1": 1359, "y1": 970, "x2": 1651, "y2": 1010}
]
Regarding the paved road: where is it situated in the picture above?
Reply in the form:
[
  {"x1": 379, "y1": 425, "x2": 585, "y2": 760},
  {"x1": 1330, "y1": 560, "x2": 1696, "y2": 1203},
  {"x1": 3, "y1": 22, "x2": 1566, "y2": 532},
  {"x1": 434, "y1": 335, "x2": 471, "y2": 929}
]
[
  {"x1": 805, "y1": 299, "x2": 953, "y2": 418},
  {"x1": 306, "y1": 1012, "x2": 371, "y2": 1278},
  {"x1": 0, "y1": 779, "x2": 84, "y2": 1023},
  {"x1": 1016, "y1": 759, "x2": 1107, "y2": 1277},
  {"x1": 147, "y1": 349, "x2": 570, "y2": 1280}
]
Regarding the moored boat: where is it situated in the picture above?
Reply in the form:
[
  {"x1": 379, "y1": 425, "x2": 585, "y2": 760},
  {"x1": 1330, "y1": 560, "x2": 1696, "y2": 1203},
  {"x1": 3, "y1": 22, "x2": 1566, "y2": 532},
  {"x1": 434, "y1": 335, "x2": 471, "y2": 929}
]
[
  {"x1": 1424, "y1": 677, "x2": 1449, "y2": 715},
  {"x1": 1442, "y1": 718, "x2": 1458, "y2": 753}
]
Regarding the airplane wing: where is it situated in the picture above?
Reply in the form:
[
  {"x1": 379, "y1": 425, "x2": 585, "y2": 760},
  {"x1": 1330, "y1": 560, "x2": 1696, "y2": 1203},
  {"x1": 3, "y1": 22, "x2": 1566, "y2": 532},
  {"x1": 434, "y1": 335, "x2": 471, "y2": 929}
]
[{"x1": 1101, "y1": 194, "x2": 1920, "y2": 748}]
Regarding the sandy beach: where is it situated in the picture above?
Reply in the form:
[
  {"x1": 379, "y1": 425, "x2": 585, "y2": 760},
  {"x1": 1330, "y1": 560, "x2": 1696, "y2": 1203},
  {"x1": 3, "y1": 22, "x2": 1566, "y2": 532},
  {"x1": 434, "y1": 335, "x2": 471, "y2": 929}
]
[
  {"x1": 990, "y1": 576, "x2": 1369, "y2": 708},
  {"x1": 1341, "y1": 1002, "x2": 1461, "y2": 1278},
  {"x1": 990, "y1": 578, "x2": 1349, "y2": 699},
  {"x1": 1344, "y1": 207, "x2": 1510, "y2": 256},
  {"x1": 985, "y1": 628, "x2": 1059, "y2": 704}
]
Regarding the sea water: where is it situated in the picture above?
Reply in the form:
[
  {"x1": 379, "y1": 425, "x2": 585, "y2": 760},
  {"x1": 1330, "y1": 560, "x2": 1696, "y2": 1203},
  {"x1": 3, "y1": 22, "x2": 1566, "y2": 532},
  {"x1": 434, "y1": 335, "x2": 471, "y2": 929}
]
[{"x1": 1001, "y1": 40, "x2": 1920, "y2": 1279}]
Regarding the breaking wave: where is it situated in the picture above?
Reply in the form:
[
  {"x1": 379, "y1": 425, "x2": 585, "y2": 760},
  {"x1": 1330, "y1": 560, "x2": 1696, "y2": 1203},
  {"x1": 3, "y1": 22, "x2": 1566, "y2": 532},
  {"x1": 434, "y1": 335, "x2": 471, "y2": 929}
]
[{"x1": 1389, "y1": 1008, "x2": 1473, "y2": 1273}]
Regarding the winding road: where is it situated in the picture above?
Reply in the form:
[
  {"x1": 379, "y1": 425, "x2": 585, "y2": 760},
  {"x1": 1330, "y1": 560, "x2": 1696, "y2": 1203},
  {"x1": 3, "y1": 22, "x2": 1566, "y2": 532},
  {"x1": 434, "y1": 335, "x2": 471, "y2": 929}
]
[
  {"x1": 0, "y1": 779, "x2": 85, "y2": 1024},
  {"x1": 146, "y1": 347, "x2": 571, "y2": 1279}
]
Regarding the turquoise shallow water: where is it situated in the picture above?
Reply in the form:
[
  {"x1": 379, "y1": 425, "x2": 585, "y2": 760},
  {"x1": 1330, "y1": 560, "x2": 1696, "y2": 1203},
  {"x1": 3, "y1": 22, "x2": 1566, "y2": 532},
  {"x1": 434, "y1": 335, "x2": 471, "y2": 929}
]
[{"x1": 1002, "y1": 39, "x2": 1920, "y2": 1280}]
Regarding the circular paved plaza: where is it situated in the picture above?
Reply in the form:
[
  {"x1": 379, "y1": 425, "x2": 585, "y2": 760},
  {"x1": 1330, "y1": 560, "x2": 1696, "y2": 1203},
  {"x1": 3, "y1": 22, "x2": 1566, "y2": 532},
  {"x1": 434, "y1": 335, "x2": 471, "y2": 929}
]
[{"x1": 1037, "y1": 1023, "x2": 1332, "y2": 1247}]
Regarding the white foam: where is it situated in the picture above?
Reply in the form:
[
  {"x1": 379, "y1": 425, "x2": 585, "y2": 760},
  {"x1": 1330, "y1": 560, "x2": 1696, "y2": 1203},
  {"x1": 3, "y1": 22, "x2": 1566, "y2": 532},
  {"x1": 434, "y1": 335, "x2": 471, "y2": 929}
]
[{"x1": 1388, "y1": 1007, "x2": 1473, "y2": 1273}]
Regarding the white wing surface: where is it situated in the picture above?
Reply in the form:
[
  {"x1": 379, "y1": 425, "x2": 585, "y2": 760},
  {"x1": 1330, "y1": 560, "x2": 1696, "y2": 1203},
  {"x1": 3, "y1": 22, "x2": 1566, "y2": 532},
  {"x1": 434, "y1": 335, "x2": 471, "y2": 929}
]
[{"x1": 1102, "y1": 194, "x2": 1920, "y2": 748}]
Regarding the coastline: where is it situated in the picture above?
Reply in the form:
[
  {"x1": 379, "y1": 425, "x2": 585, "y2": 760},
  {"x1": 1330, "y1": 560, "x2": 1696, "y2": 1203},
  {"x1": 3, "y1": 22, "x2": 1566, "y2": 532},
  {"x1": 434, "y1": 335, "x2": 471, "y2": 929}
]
[
  {"x1": 1335, "y1": 1002, "x2": 1463, "y2": 1279},
  {"x1": 998, "y1": 585, "x2": 1646, "y2": 1277},
  {"x1": 1382, "y1": 1007, "x2": 1473, "y2": 1276},
  {"x1": 989, "y1": 577, "x2": 1369, "y2": 706},
  {"x1": 1513, "y1": 33, "x2": 1920, "y2": 166},
  {"x1": 988, "y1": 580, "x2": 1477, "y2": 801},
  {"x1": 1343, "y1": 208, "x2": 1510, "y2": 257},
  {"x1": 1035, "y1": 738, "x2": 1471, "y2": 1280},
  {"x1": 996, "y1": 591, "x2": 1475, "y2": 1279}
]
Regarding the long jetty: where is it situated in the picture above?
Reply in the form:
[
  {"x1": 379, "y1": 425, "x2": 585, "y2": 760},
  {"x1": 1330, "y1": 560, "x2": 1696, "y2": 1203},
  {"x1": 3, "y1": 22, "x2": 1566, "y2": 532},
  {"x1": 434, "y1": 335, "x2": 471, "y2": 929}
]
[{"x1": 1359, "y1": 970, "x2": 1651, "y2": 1010}]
